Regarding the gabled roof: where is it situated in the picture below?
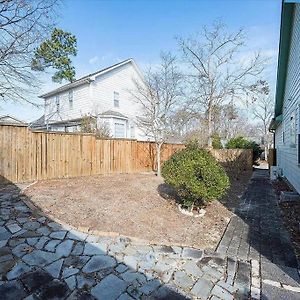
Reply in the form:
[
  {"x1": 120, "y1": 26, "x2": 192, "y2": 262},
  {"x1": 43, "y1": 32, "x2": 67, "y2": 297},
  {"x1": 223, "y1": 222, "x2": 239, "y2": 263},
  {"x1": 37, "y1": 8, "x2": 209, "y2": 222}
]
[
  {"x1": 0, "y1": 115, "x2": 27, "y2": 126},
  {"x1": 99, "y1": 110, "x2": 128, "y2": 119},
  {"x1": 47, "y1": 116, "x2": 96, "y2": 126},
  {"x1": 40, "y1": 58, "x2": 143, "y2": 98},
  {"x1": 30, "y1": 115, "x2": 45, "y2": 128}
]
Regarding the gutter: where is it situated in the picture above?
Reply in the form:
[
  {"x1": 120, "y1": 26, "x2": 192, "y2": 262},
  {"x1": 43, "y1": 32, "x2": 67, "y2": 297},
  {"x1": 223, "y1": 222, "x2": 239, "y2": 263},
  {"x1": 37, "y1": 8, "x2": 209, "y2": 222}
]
[
  {"x1": 39, "y1": 78, "x2": 93, "y2": 98},
  {"x1": 269, "y1": 114, "x2": 283, "y2": 132},
  {"x1": 274, "y1": 1, "x2": 295, "y2": 118}
]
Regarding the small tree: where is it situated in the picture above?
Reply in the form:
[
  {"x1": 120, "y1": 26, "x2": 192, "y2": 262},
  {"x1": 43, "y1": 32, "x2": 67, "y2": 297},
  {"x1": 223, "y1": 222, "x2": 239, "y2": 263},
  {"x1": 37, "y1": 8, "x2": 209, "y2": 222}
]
[
  {"x1": 212, "y1": 133, "x2": 222, "y2": 149},
  {"x1": 131, "y1": 52, "x2": 183, "y2": 176},
  {"x1": 32, "y1": 28, "x2": 77, "y2": 83},
  {"x1": 178, "y1": 21, "x2": 266, "y2": 148},
  {"x1": 80, "y1": 115, "x2": 111, "y2": 138},
  {"x1": 80, "y1": 115, "x2": 96, "y2": 133},
  {"x1": 251, "y1": 95, "x2": 274, "y2": 159}
]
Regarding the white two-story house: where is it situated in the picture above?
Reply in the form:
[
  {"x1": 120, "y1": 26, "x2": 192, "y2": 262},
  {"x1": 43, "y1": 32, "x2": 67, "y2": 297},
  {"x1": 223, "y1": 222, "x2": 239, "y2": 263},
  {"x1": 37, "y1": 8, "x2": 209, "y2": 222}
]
[{"x1": 34, "y1": 58, "x2": 150, "y2": 141}]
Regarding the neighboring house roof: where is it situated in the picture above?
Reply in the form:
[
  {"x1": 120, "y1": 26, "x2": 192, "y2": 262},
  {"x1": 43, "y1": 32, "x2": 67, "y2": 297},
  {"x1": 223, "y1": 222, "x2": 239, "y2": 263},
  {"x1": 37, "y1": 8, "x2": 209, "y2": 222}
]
[
  {"x1": 30, "y1": 115, "x2": 45, "y2": 128},
  {"x1": 40, "y1": 58, "x2": 143, "y2": 98},
  {"x1": 99, "y1": 110, "x2": 128, "y2": 119},
  {"x1": 270, "y1": 1, "x2": 295, "y2": 131},
  {"x1": 47, "y1": 116, "x2": 96, "y2": 127},
  {"x1": 0, "y1": 115, "x2": 27, "y2": 126}
]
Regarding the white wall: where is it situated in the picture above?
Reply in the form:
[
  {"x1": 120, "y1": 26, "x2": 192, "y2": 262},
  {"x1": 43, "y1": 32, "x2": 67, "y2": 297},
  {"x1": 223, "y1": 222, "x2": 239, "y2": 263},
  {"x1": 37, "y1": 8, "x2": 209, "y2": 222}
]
[
  {"x1": 44, "y1": 62, "x2": 150, "y2": 140},
  {"x1": 275, "y1": 4, "x2": 300, "y2": 193},
  {"x1": 45, "y1": 83, "x2": 92, "y2": 123}
]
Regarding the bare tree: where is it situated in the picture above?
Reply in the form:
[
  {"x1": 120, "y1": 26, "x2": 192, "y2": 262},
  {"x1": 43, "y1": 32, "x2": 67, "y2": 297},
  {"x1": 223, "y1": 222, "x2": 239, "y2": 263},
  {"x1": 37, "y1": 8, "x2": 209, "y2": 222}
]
[
  {"x1": 131, "y1": 52, "x2": 183, "y2": 176},
  {"x1": 0, "y1": 0, "x2": 58, "y2": 105},
  {"x1": 252, "y1": 95, "x2": 274, "y2": 158},
  {"x1": 178, "y1": 21, "x2": 266, "y2": 147},
  {"x1": 80, "y1": 115, "x2": 111, "y2": 138}
]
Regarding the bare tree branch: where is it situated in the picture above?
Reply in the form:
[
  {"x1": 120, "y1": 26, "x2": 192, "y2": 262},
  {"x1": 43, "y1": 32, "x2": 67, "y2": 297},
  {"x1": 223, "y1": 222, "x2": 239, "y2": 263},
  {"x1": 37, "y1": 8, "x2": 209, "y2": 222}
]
[
  {"x1": 130, "y1": 52, "x2": 184, "y2": 176},
  {"x1": 0, "y1": 0, "x2": 59, "y2": 105},
  {"x1": 178, "y1": 21, "x2": 267, "y2": 147}
]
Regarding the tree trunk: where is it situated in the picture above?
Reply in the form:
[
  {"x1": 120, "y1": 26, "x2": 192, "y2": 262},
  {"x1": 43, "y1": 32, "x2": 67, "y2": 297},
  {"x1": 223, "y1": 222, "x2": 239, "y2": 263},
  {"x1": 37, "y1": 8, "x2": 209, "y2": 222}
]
[
  {"x1": 156, "y1": 143, "x2": 162, "y2": 177},
  {"x1": 207, "y1": 105, "x2": 213, "y2": 148}
]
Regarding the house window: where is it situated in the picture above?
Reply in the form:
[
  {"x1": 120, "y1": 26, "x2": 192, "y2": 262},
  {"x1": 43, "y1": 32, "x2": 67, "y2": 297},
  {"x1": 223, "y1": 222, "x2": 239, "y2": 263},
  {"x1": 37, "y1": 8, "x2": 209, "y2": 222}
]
[
  {"x1": 130, "y1": 125, "x2": 135, "y2": 138},
  {"x1": 69, "y1": 90, "x2": 73, "y2": 109},
  {"x1": 45, "y1": 99, "x2": 49, "y2": 110},
  {"x1": 114, "y1": 92, "x2": 120, "y2": 108},
  {"x1": 290, "y1": 111, "x2": 296, "y2": 147},
  {"x1": 55, "y1": 95, "x2": 60, "y2": 112},
  {"x1": 114, "y1": 122, "x2": 125, "y2": 138}
]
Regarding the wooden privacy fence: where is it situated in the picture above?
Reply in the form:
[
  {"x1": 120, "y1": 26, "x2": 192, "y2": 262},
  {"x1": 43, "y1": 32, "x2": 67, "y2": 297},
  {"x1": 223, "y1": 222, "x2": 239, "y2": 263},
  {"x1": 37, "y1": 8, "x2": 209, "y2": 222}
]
[
  {"x1": 0, "y1": 125, "x2": 184, "y2": 183},
  {"x1": 209, "y1": 149, "x2": 253, "y2": 171}
]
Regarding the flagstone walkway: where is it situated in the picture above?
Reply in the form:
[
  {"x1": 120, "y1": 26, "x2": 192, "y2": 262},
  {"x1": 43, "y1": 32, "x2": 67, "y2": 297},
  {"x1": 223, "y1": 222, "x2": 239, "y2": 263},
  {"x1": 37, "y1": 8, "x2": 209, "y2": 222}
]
[{"x1": 0, "y1": 168, "x2": 299, "y2": 299}]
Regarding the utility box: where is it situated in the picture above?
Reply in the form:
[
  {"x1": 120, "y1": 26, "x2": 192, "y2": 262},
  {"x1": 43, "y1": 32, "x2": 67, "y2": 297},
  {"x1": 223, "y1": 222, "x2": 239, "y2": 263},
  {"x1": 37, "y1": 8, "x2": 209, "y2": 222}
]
[{"x1": 270, "y1": 166, "x2": 278, "y2": 180}]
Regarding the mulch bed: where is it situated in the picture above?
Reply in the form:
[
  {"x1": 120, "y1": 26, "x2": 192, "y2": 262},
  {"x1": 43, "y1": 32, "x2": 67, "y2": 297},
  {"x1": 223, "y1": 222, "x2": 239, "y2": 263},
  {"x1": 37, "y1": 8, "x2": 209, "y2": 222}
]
[
  {"x1": 273, "y1": 179, "x2": 300, "y2": 261},
  {"x1": 23, "y1": 171, "x2": 252, "y2": 250}
]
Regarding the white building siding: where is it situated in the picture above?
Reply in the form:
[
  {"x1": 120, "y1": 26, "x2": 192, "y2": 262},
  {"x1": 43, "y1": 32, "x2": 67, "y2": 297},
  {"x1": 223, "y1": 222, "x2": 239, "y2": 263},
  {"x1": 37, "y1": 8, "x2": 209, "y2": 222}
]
[
  {"x1": 91, "y1": 63, "x2": 142, "y2": 118},
  {"x1": 43, "y1": 61, "x2": 150, "y2": 141},
  {"x1": 45, "y1": 83, "x2": 92, "y2": 123},
  {"x1": 275, "y1": 4, "x2": 300, "y2": 193}
]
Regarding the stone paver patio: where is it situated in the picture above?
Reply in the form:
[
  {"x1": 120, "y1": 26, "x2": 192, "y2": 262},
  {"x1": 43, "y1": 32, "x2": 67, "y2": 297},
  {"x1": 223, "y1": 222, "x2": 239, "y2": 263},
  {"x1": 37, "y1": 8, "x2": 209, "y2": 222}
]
[{"x1": 0, "y1": 168, "x2": 299, "y2": 299}]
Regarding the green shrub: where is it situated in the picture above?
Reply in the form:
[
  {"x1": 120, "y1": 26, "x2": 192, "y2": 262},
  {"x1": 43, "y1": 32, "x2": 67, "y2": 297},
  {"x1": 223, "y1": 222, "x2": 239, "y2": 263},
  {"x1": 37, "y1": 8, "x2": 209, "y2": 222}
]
[
  {"x1": 226, "y1": 136, "x2": 263, "y2": 162},
  {"x1": 162, "y1": 143, "x2": 230, "y2": 209},
  {"x1": 212, "y1": 134, "x2": 223, "y2": 149}
]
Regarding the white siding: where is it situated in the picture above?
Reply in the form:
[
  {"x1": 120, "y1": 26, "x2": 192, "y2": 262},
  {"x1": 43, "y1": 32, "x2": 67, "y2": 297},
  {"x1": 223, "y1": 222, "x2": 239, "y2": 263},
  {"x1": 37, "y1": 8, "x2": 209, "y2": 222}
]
[
  {"x1": 45, "y1": 83, "x2": 92, "y2": 123},
  {"x1": 44, "y1": 62, "x2": 149, "y2": 140},
  {"x1": 275, "y1": 4, "x2": 300, "y2": 193},
  {"x1": 90, "y1": 63, "x2": 143, "y2": 119}
]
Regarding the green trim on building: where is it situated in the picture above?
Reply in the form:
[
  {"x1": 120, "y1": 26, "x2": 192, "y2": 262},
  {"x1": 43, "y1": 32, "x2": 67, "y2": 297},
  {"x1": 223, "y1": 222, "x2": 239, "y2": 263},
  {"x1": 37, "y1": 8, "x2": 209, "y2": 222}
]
[
  {"x1": 269, "y1": 114, "x2": 283, "y2": 131},
  {"x1": 274, "y1": 2, "x2": 295, "y2": 117}
]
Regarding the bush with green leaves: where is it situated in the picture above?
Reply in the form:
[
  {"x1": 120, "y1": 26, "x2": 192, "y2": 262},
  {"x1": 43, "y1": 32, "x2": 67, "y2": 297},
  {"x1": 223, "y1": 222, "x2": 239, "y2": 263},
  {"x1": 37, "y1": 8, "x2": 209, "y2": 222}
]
[
  {"x1": 226, "y1": 136, "x2": 263, "y2": 162},
  {"x1": 162, "y1": 143, "x2": 230, "y2": 209},
  {"x1": 212, "y1": 134, "x2": 223, "y2": 149}
]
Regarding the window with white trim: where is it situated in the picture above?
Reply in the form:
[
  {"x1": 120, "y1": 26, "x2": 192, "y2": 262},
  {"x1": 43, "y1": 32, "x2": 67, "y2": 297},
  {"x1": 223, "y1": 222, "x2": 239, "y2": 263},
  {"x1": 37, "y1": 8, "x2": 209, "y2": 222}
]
[
  {"x1": 290, "y1": 110, "x2": 296, "y2": 147},
  {"x1": 114, "y1": 122, "x2": 125, "y2": 138},
  {"x1": 55, "y1": 95, "x2": 60, "y2": 112},
  {"x1": 114, "y1": 91, "x2": 120, "y2": 108},
  {"x1": 68, "y1": 90, "x2": 73, "y2": 109}
]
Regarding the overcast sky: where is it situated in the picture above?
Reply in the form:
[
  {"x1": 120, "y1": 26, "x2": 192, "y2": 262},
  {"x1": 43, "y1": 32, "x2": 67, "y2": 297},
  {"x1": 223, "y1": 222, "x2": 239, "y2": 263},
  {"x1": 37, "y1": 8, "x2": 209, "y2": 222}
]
[{"x1": 1, "y1": 0, "x2": 282, "y2": 122}]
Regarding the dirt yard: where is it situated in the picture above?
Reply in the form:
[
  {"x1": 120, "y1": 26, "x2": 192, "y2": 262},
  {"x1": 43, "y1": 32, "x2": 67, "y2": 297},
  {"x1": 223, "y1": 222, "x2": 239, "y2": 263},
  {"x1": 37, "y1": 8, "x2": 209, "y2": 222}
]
[
  {"x1": 273, "y1": 179, "x2": 300, "y2": 261},
  {"x1": 24, "y1": 171, "x2": 252, "y2": 250}
]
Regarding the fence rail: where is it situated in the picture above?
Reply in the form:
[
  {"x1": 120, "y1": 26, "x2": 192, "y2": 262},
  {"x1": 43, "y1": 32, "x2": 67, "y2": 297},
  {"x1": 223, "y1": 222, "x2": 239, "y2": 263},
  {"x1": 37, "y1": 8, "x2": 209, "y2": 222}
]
[
  {"x1": 0, "y1": 125, "x2": 253, "y2": 183},
  {"x1": 0, "y1": 125, "x2": 184, "y2": 182}
]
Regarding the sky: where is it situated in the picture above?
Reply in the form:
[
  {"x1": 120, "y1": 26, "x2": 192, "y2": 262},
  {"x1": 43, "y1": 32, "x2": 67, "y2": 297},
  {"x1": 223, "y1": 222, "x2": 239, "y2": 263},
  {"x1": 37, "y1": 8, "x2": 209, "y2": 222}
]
[{"x1": 1, "y1": 0, "x2": 282, "y2": 122}]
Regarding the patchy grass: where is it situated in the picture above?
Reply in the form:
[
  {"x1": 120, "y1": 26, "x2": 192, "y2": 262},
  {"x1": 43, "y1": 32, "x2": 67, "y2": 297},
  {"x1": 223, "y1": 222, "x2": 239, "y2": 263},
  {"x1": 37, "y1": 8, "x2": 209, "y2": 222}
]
[{"x1": 24, "y1": 171, "x2": 252, "y2": 250}]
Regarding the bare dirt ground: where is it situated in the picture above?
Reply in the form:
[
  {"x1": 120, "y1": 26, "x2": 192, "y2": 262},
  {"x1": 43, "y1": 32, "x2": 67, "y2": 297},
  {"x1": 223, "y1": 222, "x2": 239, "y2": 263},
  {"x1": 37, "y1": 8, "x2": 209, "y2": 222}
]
[
  {"x1": 24, "y1": 171, "x2": 252, "y2": 250},
  {"x1": 273, "y1": 179, "x2": 300, "y2": 261}
]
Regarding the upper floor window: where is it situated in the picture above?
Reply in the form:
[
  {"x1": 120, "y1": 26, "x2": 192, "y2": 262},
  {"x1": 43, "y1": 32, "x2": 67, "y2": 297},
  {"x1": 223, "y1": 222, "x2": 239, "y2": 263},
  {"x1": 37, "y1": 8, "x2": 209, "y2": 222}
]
[
  {"x1": 68, "y1": 90, "x2": 73, "y2": 109},
  {"x1": 114, "y1": 91, "x2": 120, "y2": 108},
  {"x1": 45, "y1": 99, "x2": 49, "y2": 109},
  {"x1": 55, "y1": 95, "x2": 60, "y2": 112}
]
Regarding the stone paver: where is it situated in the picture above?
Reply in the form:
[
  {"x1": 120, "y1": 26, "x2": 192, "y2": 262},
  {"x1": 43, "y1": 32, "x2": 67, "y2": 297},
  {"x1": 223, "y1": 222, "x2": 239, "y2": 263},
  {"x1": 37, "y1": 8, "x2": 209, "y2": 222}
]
[
  {"x1": 216, "y1": 168, "x2": 300, "y2": 299},
  {"x1": 0, "y1": 169, "x2": 299, "y2": 299}
]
